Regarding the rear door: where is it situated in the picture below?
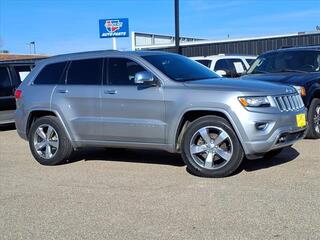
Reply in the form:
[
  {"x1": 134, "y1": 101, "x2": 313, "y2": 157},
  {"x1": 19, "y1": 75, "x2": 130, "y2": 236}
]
[
  {"x1": 0, "y1": 66, "x2": 16, "y2": 122},
  {"x1": 99, "y1": 57, "x2": 166, "y2": 143},
  {"x1": 52, "y1": 58, "x2": 103, "y2": 141}
]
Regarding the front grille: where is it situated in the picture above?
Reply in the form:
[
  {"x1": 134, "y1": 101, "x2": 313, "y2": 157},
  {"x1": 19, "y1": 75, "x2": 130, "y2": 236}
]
[{"x1": 274, "y1": 94, "x2": 304, "y2": 112}]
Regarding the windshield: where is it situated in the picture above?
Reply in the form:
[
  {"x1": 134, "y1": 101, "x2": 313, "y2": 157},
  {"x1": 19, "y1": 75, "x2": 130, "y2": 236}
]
[
  {"x1": 247, "y1": 50, "x2": 320, "y2": 74},
  {"x1": 142, "y1": 54, "x2": 219, "y2": 81}
]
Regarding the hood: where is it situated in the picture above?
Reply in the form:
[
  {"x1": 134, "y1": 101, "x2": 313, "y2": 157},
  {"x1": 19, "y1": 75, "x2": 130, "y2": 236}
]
[
  {"x1": 241, "y1": 72, "x2": 319, "y2": 85},
  {"x1": 183, "y1": 78, "x2": 297, "y2": 95}
]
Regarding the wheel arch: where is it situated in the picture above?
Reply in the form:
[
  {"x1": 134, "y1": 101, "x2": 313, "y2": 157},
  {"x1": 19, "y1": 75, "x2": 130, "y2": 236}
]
[
  {"x1": 174, "y1": 109, "x2": 247, "y2": 153},
  {"x1": 26, "y1": 109, "x2": 74, "y2": 146}
]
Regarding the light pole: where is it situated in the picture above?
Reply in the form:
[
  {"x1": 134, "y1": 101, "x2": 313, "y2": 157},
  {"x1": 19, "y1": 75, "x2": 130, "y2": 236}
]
[
  {"x1": 174, "y1": 0, "x2": 181, "y2": 54},
  {"x1": 30, "y1": 41, "x2": 36, "y2": 54}
]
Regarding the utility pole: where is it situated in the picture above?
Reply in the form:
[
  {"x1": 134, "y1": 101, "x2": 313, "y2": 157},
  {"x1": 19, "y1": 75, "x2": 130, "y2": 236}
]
[{"x1": 174, "y1": 0, "x2": 181, "y2": 54}]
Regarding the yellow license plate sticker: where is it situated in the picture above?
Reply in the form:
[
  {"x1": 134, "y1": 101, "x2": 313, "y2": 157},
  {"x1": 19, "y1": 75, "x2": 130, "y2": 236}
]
[{"x1": 296, "y1": 114, "x2": 306, "y2": 128}]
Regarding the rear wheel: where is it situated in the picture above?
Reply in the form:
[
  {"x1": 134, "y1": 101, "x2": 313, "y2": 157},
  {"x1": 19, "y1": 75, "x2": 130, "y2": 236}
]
[
  {"x1": 306, "y1": 98, "x2": 320, "y2": 139},
  {"x1": 181, "y1": 116, "x2": 244, "y2": 178},
  {"x1": 29, "y1": 116, "x2": 73, "y2": 165}
]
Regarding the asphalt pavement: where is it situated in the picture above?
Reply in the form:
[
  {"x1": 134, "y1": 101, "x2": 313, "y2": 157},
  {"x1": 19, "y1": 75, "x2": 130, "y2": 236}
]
[{"x1": 0, "y1": 126, "x2": 319, "y2": 240}]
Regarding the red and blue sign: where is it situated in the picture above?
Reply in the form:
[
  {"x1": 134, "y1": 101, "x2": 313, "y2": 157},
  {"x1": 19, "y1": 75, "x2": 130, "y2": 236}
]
[{"x1": 99, "y1": 18, "x2": 129, "y2": 38}]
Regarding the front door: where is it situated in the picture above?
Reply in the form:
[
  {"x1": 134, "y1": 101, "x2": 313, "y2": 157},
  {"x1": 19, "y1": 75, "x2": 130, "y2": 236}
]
[{"x1": 100, "y1": 57, "x2": 166, "y2": 143}]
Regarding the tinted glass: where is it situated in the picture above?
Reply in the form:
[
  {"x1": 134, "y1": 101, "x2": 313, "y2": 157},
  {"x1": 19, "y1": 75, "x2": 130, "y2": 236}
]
[
  {"x1": 227, "y1": 59, "x2": 246, "y2": 73},
  {"x1": 245, "y1": 58, "x2": 255, "y2": 65},
  {"x1": 248, "y1": 51, "x2": 320, "y2": 74},
  {"x1": 14, "y1": 65, "x2": 32, "y2": 82},
  {"x1": 142, "y1": 54, "x2": 218, "y2": 81},
  {"x1": 67, "y1": 58, "x2": 103, "y2": 85},
  {"x1": 196, "y1": 60, "x2": 212, "y2": 68},
  {"x1": 214, "y1": 59, "x2": 230, "y2": 71},
  {"x1": 0, "y1": 67, "x2": 12, "y2": 96},
  {"x1": 34, "y1": 62, "x2": 66, "y2": 84},
  {"x1": 108, "y1": 58, "x2": 145, "y2": 85}
]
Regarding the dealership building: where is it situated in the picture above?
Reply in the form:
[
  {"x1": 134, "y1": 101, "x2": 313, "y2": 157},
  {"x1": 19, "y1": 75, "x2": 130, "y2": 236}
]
[{"x1": 132, "y1": 31, "x2": 320, "y2": 57}]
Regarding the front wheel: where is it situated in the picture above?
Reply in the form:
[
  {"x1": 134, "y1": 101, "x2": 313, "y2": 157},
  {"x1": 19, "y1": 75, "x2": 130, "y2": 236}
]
[
  {"x1": 306, "y1": 98, "x2": 320, "y2": 139},
  {"x1": 181, "y1": 116, "x2": 244, "y2": 178}
]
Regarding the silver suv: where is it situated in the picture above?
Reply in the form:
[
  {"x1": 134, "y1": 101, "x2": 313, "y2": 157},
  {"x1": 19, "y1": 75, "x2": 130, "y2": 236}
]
[{"x1": 15, "y1": 51, "x2": 307, "y2": 177}]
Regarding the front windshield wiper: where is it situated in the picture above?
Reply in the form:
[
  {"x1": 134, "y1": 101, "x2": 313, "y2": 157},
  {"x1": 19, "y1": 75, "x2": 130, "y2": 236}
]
[{"x1": 276, "y1": 69, "x2": 308, "y2": 73}]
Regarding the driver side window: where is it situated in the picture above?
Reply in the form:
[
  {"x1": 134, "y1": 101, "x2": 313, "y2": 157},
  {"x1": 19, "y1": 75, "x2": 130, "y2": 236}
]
[{"x1": 107, "y1": 58, "x2": 146, "y2": 85}]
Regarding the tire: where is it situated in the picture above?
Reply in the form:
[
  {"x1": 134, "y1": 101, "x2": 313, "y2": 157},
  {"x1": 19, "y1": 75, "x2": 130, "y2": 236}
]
[
  {"x1": 181, "y1": 116, "x2": 244, "y2": 178},
  {"x1": 28, "y1": 116, "x2": 73, "y2": 165},
  {"x1": 306, "y1": 98, "x2": 320, "y2": 139}
]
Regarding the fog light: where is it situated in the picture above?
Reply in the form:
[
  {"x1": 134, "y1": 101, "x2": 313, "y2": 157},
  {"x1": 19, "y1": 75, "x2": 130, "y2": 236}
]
[
  {"x1": 277, "y1": 134, "x2": 288, "y2": 144},
  {"x1": 255, "y1": 122, "x2": 268, "y2": 130}
]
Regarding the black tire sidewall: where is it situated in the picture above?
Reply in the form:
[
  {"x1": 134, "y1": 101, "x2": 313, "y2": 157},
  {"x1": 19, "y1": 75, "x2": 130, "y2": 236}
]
[
  {"x1": 307, "y1": 98, "x2": 320, "y2": 139},
  {"x1": 181, "y1": 116, "x2": 244, "y2": 178},
  {"x1": 29, "y1": 116, "x2": 73, "y2": 165}
]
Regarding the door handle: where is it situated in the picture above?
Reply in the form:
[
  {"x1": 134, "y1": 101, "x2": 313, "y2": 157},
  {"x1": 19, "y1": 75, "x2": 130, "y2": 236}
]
[
  {"x1": 104, "y1": 89, "x2": 117, "y2": 94},
  {"x1": 57, "y1": 89, "x2": 68, "y2": 93}
]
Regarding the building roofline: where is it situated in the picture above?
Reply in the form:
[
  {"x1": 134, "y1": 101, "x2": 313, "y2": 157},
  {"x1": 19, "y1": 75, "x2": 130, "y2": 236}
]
[{"x1": 135, "y1": 31, "x2": 320, "y2": 50}]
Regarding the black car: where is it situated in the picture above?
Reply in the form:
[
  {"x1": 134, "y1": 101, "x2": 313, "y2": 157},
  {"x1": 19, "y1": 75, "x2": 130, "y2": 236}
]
[
  {"x1": 0, "y1": 60, "x2": 36, "y2": 125},
  {"x1": 242, "y1": 46, "x2": 320, "y2": 139}
]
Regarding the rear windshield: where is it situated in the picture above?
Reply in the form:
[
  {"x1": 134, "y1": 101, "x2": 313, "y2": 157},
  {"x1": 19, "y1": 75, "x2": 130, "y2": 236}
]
[
  {"x1": 142, "y1": 54, "x2": 219, "y2": 81},
  {"x1": 248, "y1": 50, "x2": 320, "y2": 74}
]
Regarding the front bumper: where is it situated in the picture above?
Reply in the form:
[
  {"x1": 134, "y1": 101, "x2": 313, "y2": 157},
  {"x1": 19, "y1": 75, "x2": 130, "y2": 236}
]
[{"x1": 236, "y1": 107, "x2": 307, "y2": 159}]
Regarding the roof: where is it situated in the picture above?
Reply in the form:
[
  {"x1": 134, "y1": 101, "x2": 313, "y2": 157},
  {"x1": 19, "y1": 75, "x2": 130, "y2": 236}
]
[
  {"x1": 135, "y1": 31, "x2": 320, "y2": 50},
  {"x1": 0, "y1": 53, "x2": 48, "y2": 62},
  {"x1": 262, "y1": 45, "x2": 320, "y2": 55},
  {"x1": 191, "y1": 54, "x2": 257, "y2": 60},
  {"x1": 36, "y1": 50, "x2": 176, "y2": 64}
]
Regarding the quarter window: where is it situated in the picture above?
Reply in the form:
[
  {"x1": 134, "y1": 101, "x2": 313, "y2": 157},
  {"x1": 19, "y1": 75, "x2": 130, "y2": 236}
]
[
  {"x1": 107, "y1": 58, "x2": 145, "y2": 85},
  {"x1": 14, "y1": 65, "x2": 32, "y2": 82},
  {"x1": 67, "y1": 58, "x2": 103, "y2": 85},
  {"x1": 34, "y1": 62, "x2": 66, "y2": 85}
]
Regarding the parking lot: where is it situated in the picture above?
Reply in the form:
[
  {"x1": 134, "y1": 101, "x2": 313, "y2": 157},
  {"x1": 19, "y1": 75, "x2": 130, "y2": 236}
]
[{"x1": 0, "y1": 125, "x2": 319, "y2": 240}]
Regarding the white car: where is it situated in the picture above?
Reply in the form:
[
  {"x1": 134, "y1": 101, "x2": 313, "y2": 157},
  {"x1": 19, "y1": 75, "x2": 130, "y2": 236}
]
[{"x1": 191, "y1": 54, "x2": 256, "y2": 77}]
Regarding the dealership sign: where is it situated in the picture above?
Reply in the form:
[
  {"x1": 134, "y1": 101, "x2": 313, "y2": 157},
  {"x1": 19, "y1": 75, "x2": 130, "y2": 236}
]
[{"x1": 99, "y1": 18, "x2": 129, "y2": 38}]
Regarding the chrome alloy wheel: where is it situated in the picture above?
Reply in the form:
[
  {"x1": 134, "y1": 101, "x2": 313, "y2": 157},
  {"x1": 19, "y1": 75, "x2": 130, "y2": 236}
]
[
  {"x1": 33, "y1": 124, "x2": 59, "y2": 159},
  {"x1": 190, "y1": 126, "x2": 233, "y2": 170},
  {"x1": 314, "y1": 105, "x2": 320, "y2": 134}
]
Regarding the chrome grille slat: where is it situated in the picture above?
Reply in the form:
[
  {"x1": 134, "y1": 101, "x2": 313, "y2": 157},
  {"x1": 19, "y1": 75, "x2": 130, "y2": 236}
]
[{"x1": 274, "y1": 94, "x2": 304, "y2": 112}]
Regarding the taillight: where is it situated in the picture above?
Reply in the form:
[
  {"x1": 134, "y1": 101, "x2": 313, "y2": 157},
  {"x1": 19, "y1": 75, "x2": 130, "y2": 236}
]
[{"x1": 15, "y1": 89, "x2": 22, "y2": 99}]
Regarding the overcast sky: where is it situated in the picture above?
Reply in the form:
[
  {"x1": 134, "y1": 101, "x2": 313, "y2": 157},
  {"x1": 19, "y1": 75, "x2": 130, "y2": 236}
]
[{"x1": 1, "y1": 0, "x2": 319, "y2": 55}]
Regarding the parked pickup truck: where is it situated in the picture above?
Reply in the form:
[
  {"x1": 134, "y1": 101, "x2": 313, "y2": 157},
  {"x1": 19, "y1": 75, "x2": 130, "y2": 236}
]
[
  {"x1": 15, "y1": 51, "x2": 307, "y2": 177},
  {"x1": 242, "y1": 46, "x2": 320, "y2": 139}
]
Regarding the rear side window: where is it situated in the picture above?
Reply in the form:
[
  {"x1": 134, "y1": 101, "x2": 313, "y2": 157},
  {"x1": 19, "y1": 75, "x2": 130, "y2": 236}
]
[
  {"x1": 0, "y1": 67, "x2": 12, "y2": 96},
  {"x1": 214, "y1": 59, "x2": 229, "y2": 71},
  {"x1": 34, "y1": 62, "x2": 66, "y2": 85},
  {"x1": 67, "y1": 58, "x2": 103, "y2": 85},
  {"x1": 107, "y1": 58, "x2": 145, "y2": 85}
]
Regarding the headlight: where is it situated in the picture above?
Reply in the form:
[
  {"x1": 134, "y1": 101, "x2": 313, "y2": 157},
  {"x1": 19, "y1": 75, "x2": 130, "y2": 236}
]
[
  {"x1": 238, "y1": 96, "x2": 270, "y2": 107},
  {"x1": 293, "y1": 86, "x2": 306, "y2": 96}
]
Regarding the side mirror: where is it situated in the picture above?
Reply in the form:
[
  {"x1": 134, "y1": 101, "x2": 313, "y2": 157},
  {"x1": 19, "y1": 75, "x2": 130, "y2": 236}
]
[
  {"x1": 134, "y1": 71, "x2": 155, "y2": 84},
  {"x1": 215, "y1": 70, "x2": 227, "y2": 77}
]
